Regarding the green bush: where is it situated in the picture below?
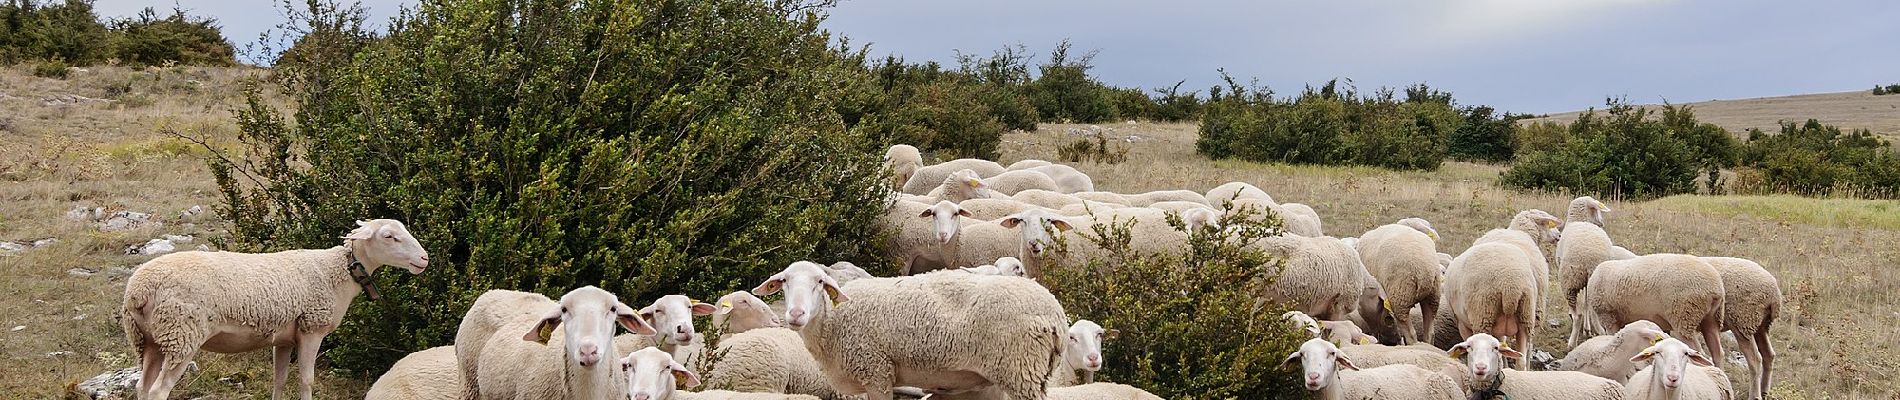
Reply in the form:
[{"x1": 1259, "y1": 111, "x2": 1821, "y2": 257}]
[
  {"x1": 31, "y1": 56, "x2": 68, "y2": 78},
  {"x1": 1500, "y1": 102, "x2": 1726, "y2": 198},
  {"x1": 1876, "y1": 85, "x2": 1888, "y2": 96},
  {"x1": 1106, "y1": 86, "x2": 1152, "y2": 121},
  {"x1": 1029, "y1": 40, "x2": 1119, "y2": 123},
  {"x1": 1195, "y1": 75, "x2": 1461, "y2": 170},
  {"x1": 1739, "y1": 119, "x2": 1900, "y2": 197},
  {"x1": 1148, "y1": 80, "x2": 1203, "y2": 122},
  {"x1": 954, "y1": 45, "x2": 1040, "y2": 131},
  {"x1": 209, "y1": 0, "x2": 892, "y2": 374},
  {"x1": 880, "y1": 79, "x2": 1008, "y2": 160},
  {"x1": 106, "y1": 7, "x2": 235, "y2": 67},
  {"x1": 1040, "y1": 207, "x2": 1305, "y2": 399},
  {"x1": 1513, "y1": 120, "x2": 1569, "y2": 156},
  {"x1": 1447, "y1": 105, "x2": 1520, "y2": 163},
  {"x1": 0, "y1": 0, "x2": 111, "y2": 65}
]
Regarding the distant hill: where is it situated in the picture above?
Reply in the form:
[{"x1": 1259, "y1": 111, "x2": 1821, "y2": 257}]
[{"x1": 1522, "y1": 91, "x2": 1900, "y2": 138}]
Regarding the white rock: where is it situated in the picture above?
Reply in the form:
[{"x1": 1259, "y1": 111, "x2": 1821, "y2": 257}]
[
  {"x1": 68, "y1": 268, "x2": 98, "y2": 277},
  {"x1": 180, "y1": 205, "x2": 204, "y2": 219},
  {"x1": 125, "y1": 239, "x2": 176, "y2": 256},
  {"x1": 195, "y1": 244, "x2": 213, "y2": 252},
  {"x1": 160, "y1": 234, "x2": 193, "y2": 243},
  {"x1": 0, "y1": 242, "x2": 25, "y2": 252},
  {"x1": 99, "y1": 212, "x2": 155, "y2": 231},
  {"x1": 73, "y1": 367, "x2": 141, "y2": 400},
  {"x1": 31, "y1": 238, "x2": 58, "y2": 247},
  {"x1": 66, "y1": 206, "x2": 105, "y2": 221},
  {"x1": 9, "y1": 325, "x2": 23, "y2": 332}
]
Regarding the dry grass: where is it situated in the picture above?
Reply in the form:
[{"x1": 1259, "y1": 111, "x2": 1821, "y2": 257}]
[
  {"x1": 1523, "y1": 90, "x2": 1900, "y2": 138},
  {"x1": 1005, "y1": 122, "x2": 1900, "y2": 398}
]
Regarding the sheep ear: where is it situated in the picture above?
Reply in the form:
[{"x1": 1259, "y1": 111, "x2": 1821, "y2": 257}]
[
  {"x1": 1687, "y1": 351, "x2": 1714, "y2": 367},
  {"x1": 616, "y1": 302, "x2": 657, "y2": 335},
  {"x1": 689, "y1": 301, "x2": 719, "y2": 316},
  {"x1": 821, "y1": 274, "x2": 849, "y2": 305},
  {"x1": 956, "y1": 208, "x2": 973, "y2": 218},
  {"x1": 669, "y1": 359, "x2": 702, "y2": 388},
  {"x1": 1629, "y1": 349, "x2": 1656, "y2": 363},
  {"x1": 751, "y1": 275, "x2": 785, "y2": 295},
  {"x1": 343, "y1": 220, "x2": 377, "y2": 240},
  {"x1": 1448, "y1": 342, "x2": 1469, "y2": 359},
  {"x1": 1639, "y1": 329, "x2": 1668, "y2": 344},
  {"x1": 524, "y1": 306, "x2": 563, "y2": 344},
  {"x1": 965, "y1": 177, "x2": 985, "y2": 188},
  {"x1": 1049, "y1": 217, "x2": 1075, "y2": 232},
  {"x1": 999, "y1": 216, "x2": 1023, "y2": 229},
  {"x1": 714, "y1": 300, "x2": 734, "y2": 315},
  {"x1": 1278, "y1": 352, "x2": 1302, "y2": 369},
  {"x1": 1498, "y1": 346, "x2": 1523, "y2": 359},
  {"x1": 918, "y1": 209, "x2": 936, "y2": 218},
  {"x1": 1335, "y1": 352, "x2": 1360, "y2": 371}
]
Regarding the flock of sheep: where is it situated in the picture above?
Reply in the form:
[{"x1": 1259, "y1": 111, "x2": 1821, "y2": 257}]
[{"x1": 107, "y1": 143, "x2": 1782, "y2": 400}]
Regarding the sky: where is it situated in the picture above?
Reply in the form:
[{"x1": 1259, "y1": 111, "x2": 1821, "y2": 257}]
[{"x1": 93, "y1": 0, "x2": 1900, "y2": 114}]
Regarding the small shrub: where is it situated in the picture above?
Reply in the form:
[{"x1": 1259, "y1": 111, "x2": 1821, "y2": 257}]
[
  {"x1": 1056, "y1": 133, "x2": 1129, "y2": 164},
  {"x1": 1029, "y1": 40, "x2": 1118, "y2": 123},
  {"x1": 32, "y1": 58, "x2": 70, "y2": 79},
  {"x1": 1446, "y1": 105, "x2": 1520, "y2": 163},
  {"x1": 1149, "y1": 80, "x2": 1203, "y2": 122},
  {"x1": 1513, "y1": 120, "x2": 1569, "y2": 156}
]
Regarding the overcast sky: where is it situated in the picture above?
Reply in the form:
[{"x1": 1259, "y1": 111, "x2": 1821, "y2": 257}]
[{"x1": 94, "y1": 0, "x2": 1898, "y2": 114}]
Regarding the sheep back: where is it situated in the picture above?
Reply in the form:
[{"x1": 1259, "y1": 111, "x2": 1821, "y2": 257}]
[
  {"x1": 368, "y1": 345, "x2": 464, "y2": 400},
  {"x1": 902, "y1": 159, "x2": 1007, "y2": 195}
]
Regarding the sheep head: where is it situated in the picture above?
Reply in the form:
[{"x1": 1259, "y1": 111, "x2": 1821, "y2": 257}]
[
  {"x1": 640, "y1": 295, "x2": 717, "y2": 346},
  {"x1": 622, "y1": 347, "x2": 699, "y2": 400},
  {"x1": 342, "y1": 219, "x2": 430, "y2": 274},
  {"x1": 523, "y1": 286, "x2": 655, "y2": 369},
  {"x1": 752, "y1": 261, "x2": 846, "y2": 330}
]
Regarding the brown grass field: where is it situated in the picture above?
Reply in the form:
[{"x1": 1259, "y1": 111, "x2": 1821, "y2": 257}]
[
  {"x1": 3, "y1": 67, "x2": 1897, "y2": 398},
  {"x1": 1524, "y1": 90, "x2": 1900, "y2": 138}
]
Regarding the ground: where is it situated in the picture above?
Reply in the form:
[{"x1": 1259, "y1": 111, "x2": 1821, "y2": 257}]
[
  {"x1": 3, "y1": 67, "x2": 1897, "y2": 398},
  {"x1": 1524, "y1": 90, "x2": 1900, "y2": 139}
]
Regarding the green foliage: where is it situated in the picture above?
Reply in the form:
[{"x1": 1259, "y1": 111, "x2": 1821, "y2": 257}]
[
  {"x1": 106, "y1": 7, "x2": 236, "y2": 67},
  {"x1": 954, "y1": 45, "x2": 1040, "y2": 131},
  {"x1": 1876, "y1": 85, "x2": 1888, "y2": 96},
  {"x1": 1040, "y1": 207, "x2": 1305, "y2": 400},
  {"x1": 1029, "y1": 40, "x2": 1119, "y2": 123},
  {"x1": 31, "y1": 56, "x2": 67, "y2": 78},
  {"x1": 1738, "y1": 119, "x2": 1900, "y2": 197},
  {"x1": 1875, "y1": 84, "x2": 1900, "y2": 96},
  {"x1": 1500, "y1": 101, "x2": 1728, "y2": 198},
  {"x1": 209, "y1": 0, "x2": 892, "y2": 374},
  {"x1": 1148, "y1": 80, "x2": 1204, "y2": 122},
  {"x1": 1446, "y1": 105, "x2": 1523, "y2": 163},
  {"x1": 1196, "y1": 75, "x2": 1461, "y2": 170},
  {"x1": 1513, "y1": 120, "x2": 1569, "y2": 156},
  {"x1": 0, "y1": 1, "x2": 231, "y2": 66}
]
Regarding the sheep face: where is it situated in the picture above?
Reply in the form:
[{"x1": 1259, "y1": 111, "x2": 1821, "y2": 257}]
[
  {"x1": 999, "y1": 208, "x2": 1074, "y2": 258},
  {"x1": 1511, "y1": 209, "x2": 1564, "y2": 244},
  {"x1": 523, "y1": 286, "x2": 656, "y2": 368},
  {"x1": 343, "y1": 219, "x2": 431, "y2": 274},
  {"x1": 940, "y1": 169, "x2": 993, "y2": 202},
  {"x1": 1280, "y1": 338, "x2": 1357, "y2": 391},
  {"x1": 641, "y1": 295, "x2": 717, "y2": 346},
  {"x1": 1180, "y1": 207, "x2": 1222, "y2": 234},
  {"x1": 1450, "y1": 333, "x2": 1523, "y2": 383},
  {"x1": 921, "y1": 200, "x2": 971, "y2": 245},
  {"x1": 622, "y1": 347, "x2": 700, "y2": 400},
  {"x1": 1570, "y1": 196, "x2": 1612, "y2": 226},
  {"x1": 1630, "y1": 337, "x2": 1713, "y2": 389},
  {"x1": 1397, "y1": 217, "x2": 1440, "y2": 241},
  {"x1": 992, "y1": 257, "x2": 1028, "y2": 277},
  {"x1": 1065, "y1": 320, "x2": 1112, "y2": 372},
  {"x1": 712, "y1": 290, "x2": 780, "y2": 333},
  {"x1": 752, "y1": 261, "x2": 847, "y2": 330}
]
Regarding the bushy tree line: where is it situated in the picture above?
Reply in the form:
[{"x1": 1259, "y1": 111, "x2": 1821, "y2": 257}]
[
  {"x1": 1195, "y1": 75, "x2": 1465, "y2": 170},
  {"x1": 1736, "y1": 120, "x2": 1900, "y2": 197},
  {"x1": 1873, "y1": 84, "x2": 1899, "y2": 95},
  {"x1": 0, "y1": 0, "x2": 234, "y2": 69},
  {"x1": 1500, "y1": 101, "x2": 1738, "y2": 198}
]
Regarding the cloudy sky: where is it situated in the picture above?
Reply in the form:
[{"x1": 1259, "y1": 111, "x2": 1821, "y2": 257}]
[{"x1": 94, "y1": 0, "x2": 1898, "y2": 114}]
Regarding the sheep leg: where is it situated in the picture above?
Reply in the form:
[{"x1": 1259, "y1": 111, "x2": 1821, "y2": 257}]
[
  {"x1": 137, "y1": 345, "x2": 163, "y2": 398},
  {"x1": 1755, "y1": 331, "x2": 1775, "y2": 400},
  {"x1": 1698, "y1": 306, "x2": 1725, "y2": 370},
  {"x1": 150, "y1": 349, "x2": 197, "y2": 400},
  {"x1": 272, "y1": 345, "x2": 293, "y2": 399},
  {"x1": 1735, "y1": 330, "x2": 1764, "y2": 400},
  {"x1": 1416, "y1": 298, "x2": 1439, "y2": 345},
  {"x1": 295, "y1": 334, "x2": 324, "y2": 400}
]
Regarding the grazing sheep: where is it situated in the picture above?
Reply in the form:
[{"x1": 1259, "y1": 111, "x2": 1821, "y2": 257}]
[
  {"x1": 1013, "y1": 189, "x2": 1090, "y2": 208},
  {"x1": 121, "y1": 219, "x2": 430, "y2": 400},
  {"x1": 924, "y1": 169, "x2": 996, "y2": 203},
  {"x1": 1205, "y1": 181, "x2": 1273, "y2": 206},
  {"x1": 1179, "y1": 207, "x2": 1223, "y2": 236},
  {"x1": 1026, "y1": 164, "x2": 1096, "y2": 193},
  {"x1": 1441, "y1": 226, "x2": 1544, "y2": 366},
  {"x1": 1474, "y1": 209, "x2": 1564, "y2": 310},
  {"x1": 751, "y1": 262, "x2": 1068, "y2": 400},
  {"x1": 712, "y1": 291, "x2": 781, "y2": 338},
  {"x1": 1226, "y1": 198, "x2": 1322, "y2": 237},
  {"x1": 957, "y1": 198, "x2": 1046, "y2": 221},
  {"x1": 885, "y1": 145, "x2": 922, "y2": 191},
  {"x1": 1345, "y1": 259, "x2": 1404, "y2": 346},
  {"x1": 1339, "y1": 343, "x2": 1471, "y2": 392},
  {"x1": 1123, "y1": 189, "x2": 1209, "y2": 206},
  {"x1": 702, "y1": 327, "x2": 842, "y2": 399},
  {"x1": 954, "y1": 209, "x2": 1077, "y2": 277},
  {"x1": 1006, "y1": 159, "x2": 1053, "y2": 170},
  {"x1": 884, "y1": 200, "x2": 972, "y2": 275},
  {"x1": 469, "y1": 286, "x2": 658, "y2": 400},
  {"x1": 1281, "y1": 338, "x2": 1463, "y2": 400},
  {"x1": 1701, "y1": 256, "x2": 1780, "y2": 400},
  {"x1": 1451, "y1": 333, "x2": 1627, "y2": 400},
  {"x1": 1559, "y1": 320, "x2": 1668, "y2": 384},
  {"x1": 367, "y1": 346, "x2": 463, "y2": 400},
  {"x1": 903, "y1": 159, "x2": 1008, "y2": 195},
  {"x1": 1354, "y1": 219, "x2": 1443, "y2": 344},
  {"x1": 1585, "y1": 255, "x2": 1725, "y2": 366},
  {"x1": 1282, "y1": 311, "x2": 1375, "y2": 345},
  {"x1": 1624, "y1": 338, "x2": 1734, "y2": 400},
  {"x1": 977, "y1": 170, "x2": 1061, "y2": 196},
  {"x1": 1558, "y1": 220, "x2": 1628, "y2": 345},
  {"x1": 1045, "y1": 383, "x2": 1163, "y2": 400},
  {"x1": 1054, "y1": 200, "x2": 1129, "y2": 217},
  {"x1": 960, "y1": 256, "x2": 1029, "y2": 277},
  {"x1": 625, "y1": 347, "x2": 824, "y2": 400},
  {"x1": 822, "y1": 262, "x2": 874, "y2": 284},
  {"x1": 1070, "y1": 191, "x2": 1131, "y2": 205},
  {"x1": 1279, "y1": 203, "x2": 1324, "y2": 235},
  {"x1": 1050, "y1": 320, "x2": 1110, "y2": 387},
  {"x1": 1251, "y1": 235, "x2": 1373, "y2": 323}
]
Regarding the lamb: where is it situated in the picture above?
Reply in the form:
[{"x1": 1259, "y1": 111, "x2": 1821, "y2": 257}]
[
  {"x1": 923, "y1": 169, "x2": 995, "y2": 203},
  {"x1": 960, "y1": 256, "x2": 1029, "y2": 277},
  {"x1": 1070, "y1": 191, "x2": 1131, "y2": 205},
  {"x1": 702, "y1": 327, "x2": 843, "y2": 399},
  {"x1": 1026, "y1": 164, "x2": 1096, "y2": 193},
  {"x1": 1283, "y1": 310, "x2": 1378, "y2": 346},
  {"x1": 823, "y1": 261, "x2": 874, "y2": 284},
  {"x1": 953, "y1": 208, "x2": 1077, "y2": 277},
  {"x1": 1250, "y1": 235, "x2": 1375, "y2": 324},
  {"x1": 1281, "y1": 338, "x2": 1463, "y2": 400},
  {"x1": 1122, "y1": 189, "x2": 1209, "y2": 207},
  {"x1": 625, "y1": 347, "x2": 825, "y2": 400},
  {"x1": 1440, "y1": 212, "x2": 1558, "y2": 367},
  {"x1": 884, "y1": 200, "x2": 971, "y2": 275},
  {"x1": 957, "y1": 198, "x2": 1046, "y2": 221},
  {"x1": 712, "y1": 291, "x2": 782, "y2": 338},
  {"x1": 1006, "y1": 159, "x2": 1053, "y2": 170},
  {"x1": 1338, "y1": 343, "x2": 1471, "y2": 392},
  {"x1": 1557, "y1": 197, "x2": 1630, "y2": 344},
  {"x1": 1450, "y1": 333, "x2": 1628, "y2": 400},
  {"x1": 1205, "y1": 181, "x2": 1273, "y2": 206},
  {"x1": 1701, "y1": 256, "x2": 1780, "y2": 400},
  {"x1": 1585, "y1": 254, "x2": 1725, "y2": 367},
  {"x1": 751, "y1": 262, "x2": 1068, "y2": 400},
  {"x1": 902, "y1": 159, "x2": 1007, "y2": 195},
  {"x1": 1624, "y1": 338, "x2": 1734, "y2": 400},
  {"x1": 121, "y1": 219, "x2": 431, "y2": 400},
  {"x1": 1354, "y1": 219, "x2": 1443, "y2": 344},
  {"x1": 885, "y1": 144, "x2": 922, "y2": 191},
  {"x1": 1558, "y1": 320, "x2": 1668, "y2": 384},
  {"x1": 367, "y1": 346, "x2": 463, "y2": 400},
  {"x1": 467, "y1": 286, "x2": 659, "y2": 400}
]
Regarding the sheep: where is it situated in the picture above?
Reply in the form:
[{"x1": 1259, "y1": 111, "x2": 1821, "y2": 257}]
[
  {"x1": 1054, "y1": 200, "x2": 1126, "y2": 217},
  {"x1": 1204, "y1": 181, "x2": 1273, "y2": 206},
  {"x1": 1701, "y1": 256, "x2": 1780, "y2": 400},
  {"x1": 1338, "y1": 343, "x2": 1471, "y2": 392},
  {"x1": 953, "y1": 208, "x2": 1078, "y2": 277},
  {"x1": 1557, "y1": 220, "x2": 1627, "y2": 345},
  {"x1": 1624, "y1": 338, "x2": 1734, "y2": 400},
  {"x1": 1250, "y1": 235, "x2": 1376, "y2": 324},
  {"x1": 1354, "y1": 219, "x2": 1443, "y2": 344},
  {"x1": 884, "y1": 200, "x2": 971, "y2": 275},
  {"x1": 638, "y1": 295, "x2": 720, "y2": 352},
  {"x1": 468, "y1": 286, "x2": 659, "y2": 400},
  {"x1": 1279, "y1": 203, "x2": 1324, "y2": 235},
  {"x1": 1226, "y1": 198, "x2": 1322, "y2": 237},
  {"x1": 1281, "y1": 338, "x2": 1463, "y2": 400},
  {"x1": 751, "y1": 262, "x2": 1068, "y2": 400},
  {"x1": 1450, "y1": 333, "x2": 1628, "y2": 400},
  {"x1": 957, "y1": 198, "x2": 1046, "y2": 221},
  {"x1": 1344, "y1": 258, "x2": 1404, "y2": 345},
  {"x1": 978, "y1": 170, "x2": 1062, "y2": 196},
  {"x1": 1144, "y1": 200, "x2": 1217, "y2": 214},
  {"x1": 1006, "y1": 159, "x2": 1053, "y2": 170},
  {"x1": 1558, "y1": 320, "x2": 1668, "y2": 384},
  {"x1": 121, "y1": 219, "x2": 431, "y2": 400},
  {"x1": 702, "y1": 327, "x2": 842, "y2": 399},
  {"x1": 902, "y1": 159, "x2": 1007, "y2": 195},
  {"x1": 1013, "y1": 189, "x2": 1089, "y2": 208},
  {"x1": 1179, "y1": 207, "x2": 1223, "y2": 236},
  {"x1": 1283, "y1": 310, "x2": 1379, "y2": 346},
  {"x1": 1440, "y1": 213, "x2": 1550, "y2": 367},
  {"x1": 625, "y1": 347, "x2": 824, "y2": 400},
  {"x1": 960, "y1": 256, "x2": 1029, "y2": 277},
  {"x1": 456, "y1": 290, "x2": 558, "y2": 400},
  {"x1": 712, "y1": 291, "x2": 781, "y2": 338},
  {"x1": 1070, "y1": 191, "x2": 1131, "y2": 205},
  {"x1": 1566, "y1": 196, "x2": 1611, "y2": 227},
  {"x1": 367, "y1": 346, "x2": 463, "y2": 400},
  {"x1": 885, "y1": 144, "x2": 922, "y2": 191},
  {"x1": 923, "y1": 169, "x2": 995, "y2": 203},
  {"x1": 1050, "y1": 319, "x2": 1110, "y2": 387},
  {"x1": 1045, "y1": 383, "x2": 1163, "y2": 400},
  {"x1": 1025, "y1": 164, "x2": 1095, "y2": 193},
  {"x1": 1585, "y1": 254, "x2": 1725, "y2": 367},
  {"x1": 1474, "y1": 209, "x2": 1564, "y2": 303},
  {"x1": 823, "y1": 261, "x2": 874, "y2": 284},
  {"x1": 1122, "y1": 189, "x2": 1209, "y2": 207}
]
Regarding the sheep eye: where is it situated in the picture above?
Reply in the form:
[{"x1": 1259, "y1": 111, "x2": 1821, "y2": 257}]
[{"x1": 560, "y1": 307, "x2": 568, "y2": 313}]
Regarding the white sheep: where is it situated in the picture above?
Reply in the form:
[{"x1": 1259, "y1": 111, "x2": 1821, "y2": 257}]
[
  {"x1": 883, "y1": 200, "x2": 971, "y2": 275},
  {"x1": 121, "y1": 219, "x2": 431, "y2": 400},
  {"x1": 624, "y1": 347, "x2": 824, "y2": 400},
  {"x1": 1281, "y1": 338, "x2": 1463, "y2": 400},
  {"x1": 1701, "y1": 256, "x2": 1780, "y2": 400},
  {"x1": 1122, "y1": 189, "x2": 1209, "y2": 207},
  {"x1": 1024, "y1": 164, "x2": 1095, "y2": 193},
  {"x1": 367, "y1": 346, "x2": 463, "y2": 400},
  {"x1": 1143, "y1": 200, "x2": 1217, "y2": 214},
  {"x1": 1225, "y1": 198, "x2": 1321, "y2": 237},
  {"x1": 1005, "y1": 159, "x2": 1053, "y2": 170},
  {"x1": 923, "y1": 169, "x2": 995, "y2": 203},
  {"x1": 978, "y1": 170, "x2": 1062, "y2": 196},
  {"x1": 959, "y1": 256, "x2": 1029, "y2": 278},
  {"x1": 1338, "y1": 343, "x2": 1470, "y2": 392},
  {"x1": 1053, "y1": 200, "x2": 1128, "y2": 217},
  {"x1": 1050, "y1": 319, "x2": 1111, "y2": 387},
  {"x1": 884, "y1": 144, "x2": 922, "y2": 191},
  {"x1": 1279, "y1": 203, "x2": 1324, "y2": 236},
  {"x1": 1585, "y1": 254, "x2": 1725, "y2": 366},
  {"x1": 1450, "y1": 333, "x2": 1628, "y2": 400},
  {"x1": 1559, "y1": 320, "x2": 1669, "y2": 384},
  {"x1": 1440, "y1": 211, "x2": 1559, "y2": 367},
  {"x1": 1045, "y1": 383, "x2": 1163, "y2": 400},
  {"x1": 467, "y1": 286, "x2": 659, "y2": 400},
  {"x1": 953, "y1": 208, "x2": 1078, "y2": 277},
  {"x1": 1070, "y1": 191, "x2": 1131, "y2": 205},
  {"x1": 822, "y1": 261, "x2": 875, "y2": 284},
  {"x1": 1282, "y1": 310, "x2": 1378, "y2": 346},
  {"x1": 1204, "y1": 181, "x2": 1273, "y2": 206},
  {"x1": 711, "y1": 291, "x2": 781, "y2": 338},
  {"x1": 1354, "y1": 219, "x2": 1443, "y2": 344},
  {"x1": 1178, "y1": 207, "x2": 1223, "y2": 236},
  {"x1": 902, "y1": 159, "x2": 1007, "y2": 195},
  {"x1": 456, "y1": 289, "x2": 562, "y2": 399},
  {"x1": 1251, "y1": 235, "x2": 1375, "y2": 324},
  {"x1": 1557, "y1": 197, "x2": 1631, "y2": 344},
  {"x1": 637, "y1": 295, "x2": 720, "y2": 353},
  {"x1": 751, "y1": 262, "x2": 1068, "y2": 400},
  {"x1": 1473, "y1": 209, "x2": 1564, "y2": 312},
  {"x1": 1624, "y1": 338, "x2": 1734, "y2": 400},
  {"x1": 957, "y1": 198, "x2": 1046, "y2": 221},
  {"x1": 701, "y1": 327, "x2": 841, "y2": 399},
  {"x1": 1013, "y1": 189, "x2": 1090, "y2": 208}
]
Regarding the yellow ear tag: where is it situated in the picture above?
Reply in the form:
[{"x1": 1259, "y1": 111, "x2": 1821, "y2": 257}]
[
  {"x1": 720, "y1": 301, "x2": 732, "y2": 308},
  {"x1": 534, "y1": 323, "x2": 557, "y2": 345},
  {"x1": 965, "y1": 179, "x2": 982, "y2": 188},
  {"x1": 1540, "y1": 219, "x2": 1557, "y2": 228},
  {"x1": 1354, "y1": 336, "x2": 1371, "y2": 345},
  {"x1": 1381, "y1": 299, "x2": 1393, "y2": 313}
]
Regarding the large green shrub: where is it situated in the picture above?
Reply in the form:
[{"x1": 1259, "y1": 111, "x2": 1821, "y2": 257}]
[
  {"x1": 1029, "y1": 40, "x2": 1119, "y2": 123},
  {"x1": 1195, "y1": 76, "x2": 1462, "y2": 170},
  {"x1": 1040, "y1": 207, "x2": 1305, "y2": 399},
  {"x1": 1148, "y1": 80, "x2": 1204, "y2": 122},
  {"x1": 107, "y1": 7, "x2": 235, "y2": 67},
  {"x1": 1500, "y1": 102, "x2": 1725, "y2": 198},
  {"x1": 1739, "y1": 119, "x2": 1900, "y2": 197},
  {"x1": 210, "y1": 0, "x2": 891, "y2": 374},
  {"x1": 1447, "y1": 105, "x2": 1520, "y2": 163},
  {"x1": 0, "y1": 0, "x2": 111, "y2": 65}
]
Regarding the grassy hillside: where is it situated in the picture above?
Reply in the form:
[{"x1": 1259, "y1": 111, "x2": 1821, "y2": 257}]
[{"x1": 1525, "y1": 91, "x2": 1900, "y2": 137}]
